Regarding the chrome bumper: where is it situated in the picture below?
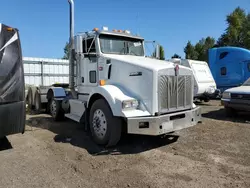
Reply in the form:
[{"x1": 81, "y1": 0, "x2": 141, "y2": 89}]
[
  {"x1": 221, "y1": 99, "x2": 250, "y2": 111},
  {"x1": 127, "y1": 107, "x2": 202, "y2": 136}
]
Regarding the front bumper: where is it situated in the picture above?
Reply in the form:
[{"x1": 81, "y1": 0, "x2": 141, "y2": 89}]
[
  {"x1": 221, "y1": 99, "x2": 250, "y2": 111},
  {"x1": 127, "y1": 107, "x2": 201, "y2": 136}
]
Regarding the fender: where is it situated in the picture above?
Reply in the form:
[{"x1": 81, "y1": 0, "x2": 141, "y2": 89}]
[
  {"x1": 87, "y1": 85, "x2": 149, "y2": 117},
  {"x1": 47, "y1": 87, "x2": 66, "y2": 100}
]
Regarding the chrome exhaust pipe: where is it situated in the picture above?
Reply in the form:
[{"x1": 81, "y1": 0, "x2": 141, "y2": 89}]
[{"x1": 68, "y1": 0, "x2": 76, "y2": 97}]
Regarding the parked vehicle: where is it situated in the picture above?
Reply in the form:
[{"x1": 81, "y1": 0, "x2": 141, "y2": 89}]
[
  {"x1": 221, "y1": 77, "x2": 250, "y2": 116},
  {"x1": 0, "y1": 23, "x2": 25, "y2": 138},
  {"x1": 27, "y1": 0, "x2": 201, "y2": 147},
  {"x1": 169, "y1": 58, "x2": 219, "y2": 102},
  {"x1": 209, "y1": 46, "x2": 250, "y2": 93},
  {"x1": 24, "y1": 57, "x2": 69, "y2": 110}
]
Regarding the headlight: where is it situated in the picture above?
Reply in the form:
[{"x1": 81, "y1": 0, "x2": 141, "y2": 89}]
[
  {"x1": 122, "y1": 100, "x2": 139, "y2": 109},
  {"x1": 222, "y1": 92, "x2": 231, "y2": 99}
]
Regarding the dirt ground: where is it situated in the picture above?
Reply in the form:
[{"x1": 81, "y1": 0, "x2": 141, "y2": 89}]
[{"x1": 0, "y1": 100, "x2": 250, "y2": 188}]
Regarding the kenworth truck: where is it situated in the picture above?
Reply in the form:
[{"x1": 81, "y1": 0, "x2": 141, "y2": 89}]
[
  {"x1": 27, "y1": 0, "x2": 201, "y2": 146},
  {"x1": 0, "y1": 23, "x2": 25, "y2": 138}
]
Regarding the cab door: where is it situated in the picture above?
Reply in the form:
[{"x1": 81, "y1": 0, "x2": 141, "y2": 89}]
[{"x1": 81, "y1": 37, "x2": 98, "y2": 88}]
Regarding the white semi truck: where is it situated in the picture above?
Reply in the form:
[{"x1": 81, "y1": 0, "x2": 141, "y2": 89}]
[{"x1": 27, "y1": 0, "x2": 201, "y2": 146}]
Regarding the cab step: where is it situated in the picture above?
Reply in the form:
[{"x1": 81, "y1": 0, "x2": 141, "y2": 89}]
[
  {"x1": 65, "y1": 113, "x2": 81, "y2": 122},
  {"x1": 64, "y1": 99, "x2": 87, "y2": 123}
]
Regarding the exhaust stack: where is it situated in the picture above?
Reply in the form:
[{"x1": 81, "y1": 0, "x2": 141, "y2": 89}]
[{"x1": 68, "y1": 0, "x2": 76, "y2": 97}]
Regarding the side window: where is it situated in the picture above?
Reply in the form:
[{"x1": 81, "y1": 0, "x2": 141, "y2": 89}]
[
  {"x1": 219, "y1": 52, "x2": 229, "y2": 60},
  {"x1": 89, "y1": 71, "x2": 96, "y2": 83},
  {"x1": 82, "y1": 38, "x2": 96, "y2": 53},
  {"x1": 221, "y1": 67, "x2": 227, "y2": 75}
]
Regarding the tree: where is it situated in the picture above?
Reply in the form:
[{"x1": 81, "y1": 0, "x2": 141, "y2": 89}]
[
  {"x1": 152, "y1": 45, "x2": 165, "y2": 60},
  {"x1": 171, "y1": 54, "x2": 181, "y2": 59},
  {"x1": 159, "y1": 45, "x2": 165, "y2": 60},
  {"x1": 63, "y1": 42, "x2": 70, "y2": 60},
  {"x1": 184, "y1": 41, "x2": 198, "y2": 59},
  {"x1": 217, "y1": 7, "x2": 247, "y2": 47},
  {"x1": 195, "y1": 37, "x2": 215, "y2": 62},
  {"x1": 184, "y1": 37, "x2": 215, "y2": 62},
  {"x1": 194, "y1": 39, "x2": 205, "y2": 60},
  {"x1": 242, "y1": 14, "x2": 250, "y2": 49},
  {"x1": 183, "y1": 7, "x2": 250, "y2": 62}
]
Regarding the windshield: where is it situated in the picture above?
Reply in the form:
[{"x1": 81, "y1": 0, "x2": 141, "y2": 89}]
[
  {"x1": 243, "y1": 78, "x2": 250, "y2": 86},
  {"x1": 99, "y1": 34, "x2": 144, "y2": 56}
]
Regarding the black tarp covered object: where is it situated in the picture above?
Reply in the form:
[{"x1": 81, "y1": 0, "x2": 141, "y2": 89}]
[{"x1": 0, "y1": 23, "x2": 25, "y2": 137}]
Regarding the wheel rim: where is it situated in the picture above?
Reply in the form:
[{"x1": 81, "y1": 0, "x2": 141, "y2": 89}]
[
  {"x1": 50, "y1": 100, "x2": 57, "y2": 117},
  {"x1": 92, "y1": 109, "x2": 107, "y2": 140}
]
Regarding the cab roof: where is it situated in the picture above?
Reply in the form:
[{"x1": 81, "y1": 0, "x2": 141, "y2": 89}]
[{"x1": 76, "y1": 30, "x2": 144, "y2": 40}]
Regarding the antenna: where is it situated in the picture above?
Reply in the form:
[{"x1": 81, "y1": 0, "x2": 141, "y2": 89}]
[{"x1": 136, "y1": 13, "x2": 140, "y2": 36}]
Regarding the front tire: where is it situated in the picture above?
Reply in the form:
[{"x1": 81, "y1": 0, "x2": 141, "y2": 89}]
[{"x1": 89, "y1": 99, "x2": 122, "y2": 147}]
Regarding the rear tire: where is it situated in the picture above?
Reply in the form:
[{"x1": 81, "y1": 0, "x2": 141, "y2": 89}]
[
  {"x1": 89, "y1": 99, "x2": 122, "y2": 147},
  {"x1": 50, "y1": 98, "x2": 64, "y2": 121},
  {"x1": 34, "y1": 91, "x2": 41, "y2": 113},
  {"x1": 27, "y1": 89, "x2": 34, "y2": 110}
]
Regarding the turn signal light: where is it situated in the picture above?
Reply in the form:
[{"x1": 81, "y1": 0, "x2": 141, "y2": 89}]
[
  {"x1": 93, "y1": 28, "x2": 99, "y2": 31},
  {"x1": 99, "y1": 80, "x2": 106, "y2": 86},
  {"x1": 7, "y1": 27, "x2": 14, "y2": 31}
]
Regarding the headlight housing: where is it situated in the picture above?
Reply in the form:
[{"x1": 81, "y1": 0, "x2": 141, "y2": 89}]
[
  {"x1": 122, "y1": 100, "x2": 139, "y2": 109},
  {"x1": 222, "y1": 92, "x2": 231, "y2": 99}
]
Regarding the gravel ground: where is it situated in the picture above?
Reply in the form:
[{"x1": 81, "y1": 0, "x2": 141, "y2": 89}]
[{"x1": 0, "y1": 100, "x2": 250, "y2": 188}]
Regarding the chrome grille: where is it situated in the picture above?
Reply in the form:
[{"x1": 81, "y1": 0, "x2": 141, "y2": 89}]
[{"x1": 158, "y1": 75, "x2": 192, "y2": 113}]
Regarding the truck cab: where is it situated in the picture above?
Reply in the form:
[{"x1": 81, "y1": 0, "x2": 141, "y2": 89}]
[{"x1": 45, "y1": 26, "x2": 201, "y2": 146}]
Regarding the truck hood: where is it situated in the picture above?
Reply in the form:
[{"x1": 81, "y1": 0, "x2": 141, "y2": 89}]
[
  {"x1": 226, "y1": 86, "x2": 250, "y2": 94},
  {"x1": 101, "y1": 54, "x2": 193, "y2": 115},
  {"x1": 103, "y1": 54, "x2": 186, "y2": 71}
]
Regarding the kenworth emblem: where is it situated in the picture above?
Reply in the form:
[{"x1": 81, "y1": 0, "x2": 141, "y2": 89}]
[{"x1": 174, "y1": 64, "x2": 179, "y2": 76}]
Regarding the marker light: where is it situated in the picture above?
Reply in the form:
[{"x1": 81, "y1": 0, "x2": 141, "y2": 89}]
[
  {"x1": 102, "y1": 26, "x2": 108, "y2": 31},
  {"x1": 124, "y1": 30, "x2": 131, "y2": 34},
  {"x1": 99, "y1": 80, "x2": 106, "y2": 86},
  {"x1": 117, "y1": 30, "x2": 122, "y2": 33},
  {"x1": 112, "y1": 29, "x2": 117, "y2": 32},
  {"x1": 93, "y1": 28, "x2": 99, "y2": 31},
  {"x1": 7, "y1": 27, "x2": 14, "y2": 31}
]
